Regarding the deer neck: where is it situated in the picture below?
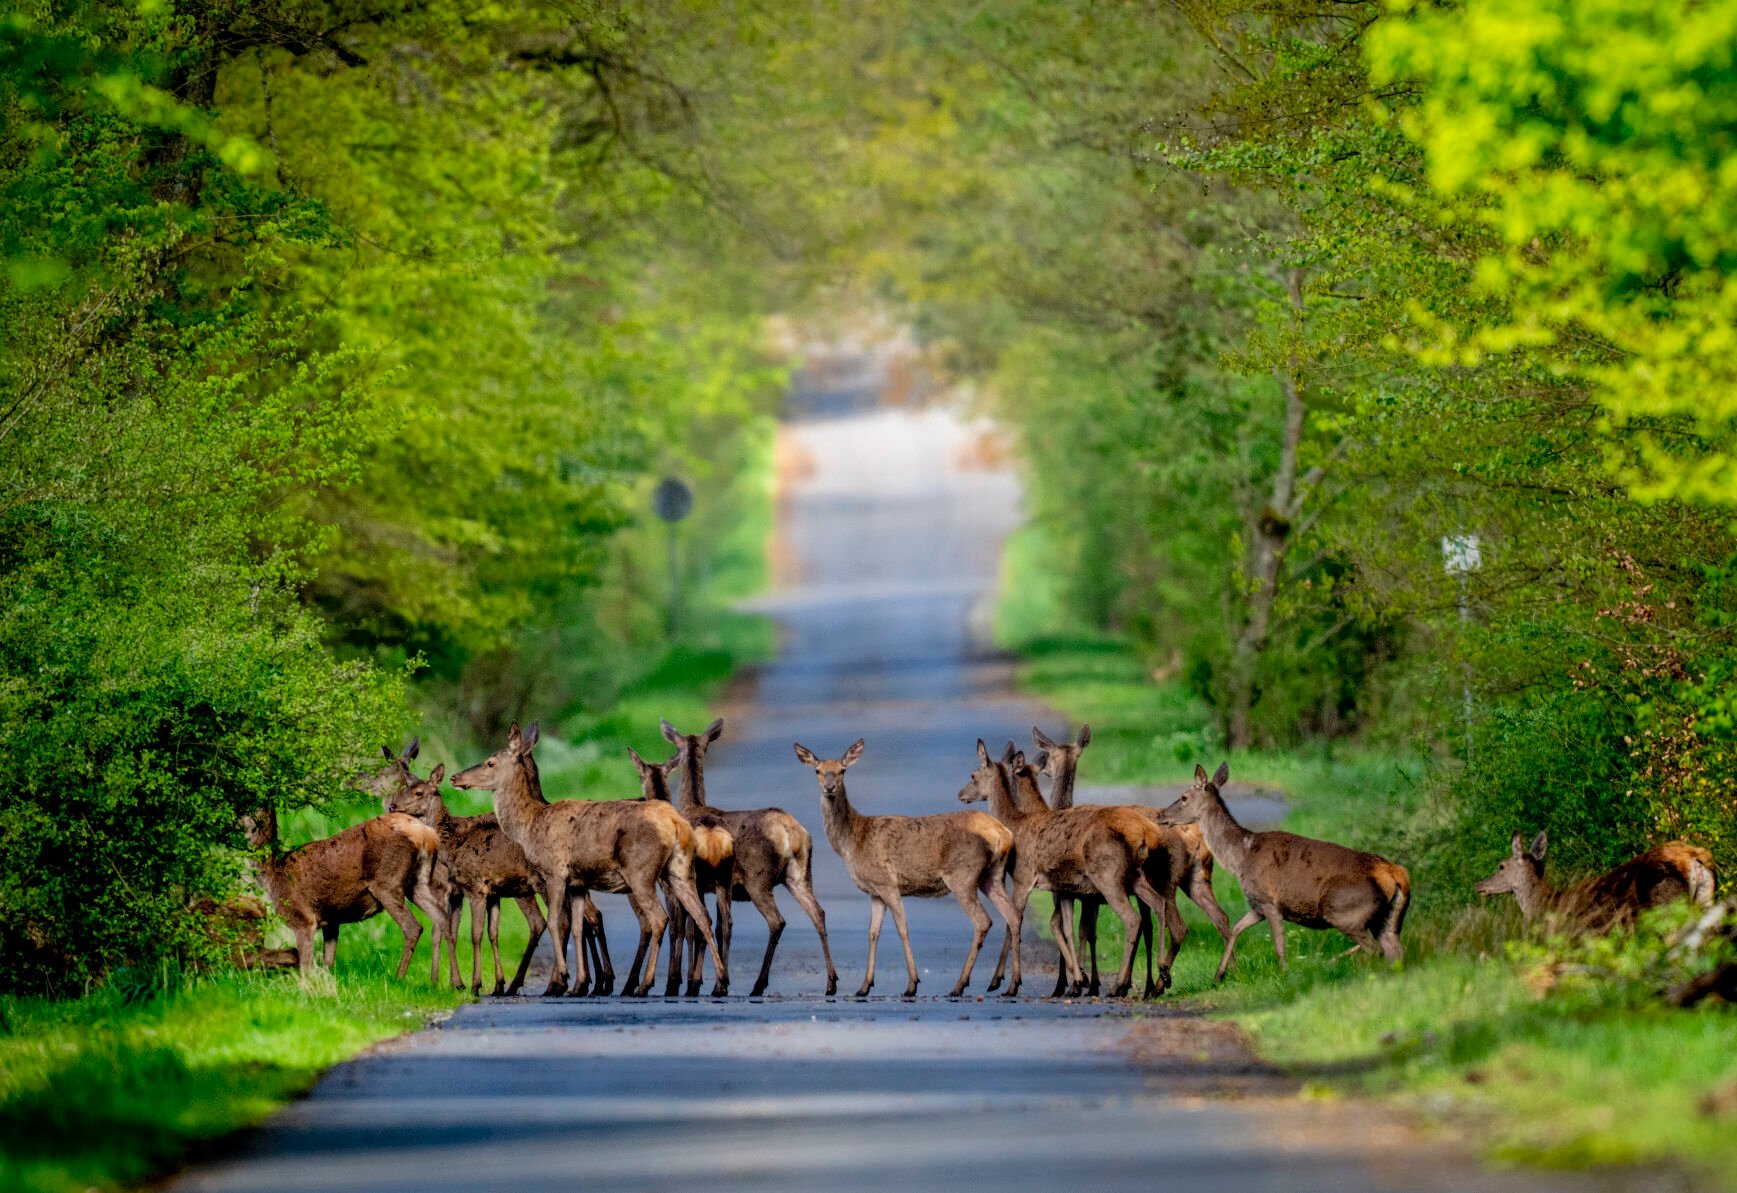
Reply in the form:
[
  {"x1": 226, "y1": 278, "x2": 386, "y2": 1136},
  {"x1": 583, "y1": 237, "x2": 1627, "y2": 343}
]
[
  {"x1": 491, "y1": 754, "x2": 548, "y2": 843},
  {"x1": 1009, "y1": 768, "x2": 1050, "y2": 816},
  {"x1": 1515, "y1": 873, "x2": 1558, "y2": 921},
  {"x1": 1192, "y1": 790, "x2": 1253, "y2": 876},
  {"x1": 1048, "y1": 760, "x2": 1078, "y2": 810},
  {"x1": 984, "y1": 766, "x2": 1029, "y2": 822},
  {"x1": 678, "y1": 752, "x2": 708, "y2": 812},
  {"x1": 819, "y1": 781, "x2": 862, "y2": 859}
]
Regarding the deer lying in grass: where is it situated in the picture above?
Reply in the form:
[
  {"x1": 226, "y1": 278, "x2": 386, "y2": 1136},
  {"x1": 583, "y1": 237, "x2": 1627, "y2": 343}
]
[
  {"x1": 1157, "y1": 762, "x2": 1410, "y2": 980},
  {"x1": 960, "y1": 741, "x2": 1170, "y2": 997},
  {"x1": 452, "y1": 721, "x2": 726, "y2": 997},
  {"x1": 666, "y1": 719, "x2": 838, "y2": 997},
  {"x1": 242, "y1": 802, "x2": 450, "y2": 982},
  {"x1": 628, "y1": 746, "x2": 736, "y2": 997},
  {"x1": 381, "y1": 764, "x2": 551, "y2": 997},
  {"x1": 796, "y1": 739, "x2": 1015, "y2": 997},
  {"x1": 1476, "y1": 832, "x2": 1716, "y2": 933},
  {"x1": 1023, "y1": 725, "x2": 1231, "y2": 998}
]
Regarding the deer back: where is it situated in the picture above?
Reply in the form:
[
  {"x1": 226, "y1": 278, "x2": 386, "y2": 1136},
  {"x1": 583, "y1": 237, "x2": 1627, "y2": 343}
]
[
  {"x1": 1562, "y1": 842, "x2": 1717, "y2": 931},
  {"x1": 1240, "y1": 830, "x2": 1407, "y2": 926}
]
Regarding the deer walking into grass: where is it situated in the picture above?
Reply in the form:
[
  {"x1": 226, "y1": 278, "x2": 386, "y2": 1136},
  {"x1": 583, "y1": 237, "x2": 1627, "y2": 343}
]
[
  {"x1": 1156, "y1": 762, "x2": 1410, "y2": 981},
  {"x1": 960, "y1": 740, "x2": 1171, "y2": 997},
  {"x1": 242, "y1": 800, "x2": 450, "y2": 984},
  {"x1": 1476, "y1": 832, "x2": 1715, "y2": 933},
  {"x1": 451, "y1": 721, "x2": 726, "y2": 997},
  {"x1": 1022, "y1": 725, "x2": 1231, "y2": 997},
  {"x1": 796, "y1": 738, "x2": 1016, "y2": 997},
  {"x1": 665, "y1": 719, "x2": 839, "y2": 997},
  {"x1": 628, "y1": 746, "x2": 736, "y2": 997}
]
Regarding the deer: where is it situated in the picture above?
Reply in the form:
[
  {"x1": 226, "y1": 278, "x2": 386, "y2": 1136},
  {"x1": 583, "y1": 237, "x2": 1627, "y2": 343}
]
[
  {"x1": 379, "y1": 763, "x2": 551, "y2": 997},
  {"x1": 664, "y1": 719, "x2": 839, "y2": 997},
  {"x1": 1157, "y1": 762, "x2": 1410, "y2": 980},
  {"x1": 1027, "y1": 724, "x2": 1231, "y2": 997},
  {"x1": 241, "y1": 800, "x2": 451, "y2": 983},
  {"x1": 1475, "y1": 831, "x2": 1716, "y2": 933},
  {"x1": 959, "y1": 740, "x2": 1172, "y2": 997},
  {"x1": 627, "y1": 746, "x2": 736, "y2": 997},
  {"x1": 451, "y1": 721, "x2": 727, "y2": 997},
  {"x1": 794, "y1": 738, "x2": 1017, "y2": 997}
]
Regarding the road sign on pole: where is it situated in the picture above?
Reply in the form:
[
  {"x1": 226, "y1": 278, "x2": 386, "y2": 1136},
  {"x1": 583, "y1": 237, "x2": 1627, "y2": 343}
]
[{"x1": 655, "y1": 478, "x2": 693, "y2": 637}]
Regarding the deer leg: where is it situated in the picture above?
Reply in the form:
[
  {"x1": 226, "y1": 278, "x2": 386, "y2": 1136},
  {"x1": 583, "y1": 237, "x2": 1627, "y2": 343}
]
[
  {"x1": 746, "y1": 881, "x2": 786, "y2": 998},
  {"x1": 506, "y1": 895, "x2": 544, "y2": 996},
  {"x1": 1006, "y1": 873, "x2": 1042, "y2": 998},
  {"x1": 378, "y1": 888, "x2": 424, "y2": 981},
  {"x1": 1215, "y1": 908, "x2": 1263, "y2": 983},
  {"x1": 684, "y1": 908, "x2": 705, "y2": 997},
  {"x1": 1132, "y1": 873, "x2": 1176, "y2": 995},
  {"x1": 945, "y1": 874, "x2": 992, "y2": 997},
  {"x1": 464, "y1": 896, "x2": 484, "y2": 995},
  {"x1": 664, "y1": 893, "x2": 688, "y2": 998},
  {"x1": 987, "y1": 920, "x2": 1012, "y2": 993},
  {"x1": 1264, "y1": 911, "x2": 1288, "y2": 972},
  {"x1": 668, "y1": 872, "x2": 727, "y2": 997},
  {"x1": 859, "y1": 897, "x2": 885, "y2": 997},
  {"x1": 883, "y1": 892, "x2": 919, "y2": 998},
  {"x1": 981, "y1": 862, "x2": 1020, "y2": 998},
  {"x1": 542, "y1": 878, "x2": 571, "y2": 996},
  {"x1": 1082, "y1": 898, "x2": 1103, "y2": 996},
  {"x1": 484, "y1": 896, "x2": 504, "y2": 995},
  {"x1": 1089, "y1": 876, "x2": 1142, "y2": 999},
  {"x1": 315, "y1": 924, "x2": 334, "y2": 970},
  {"x1": 1188, "y1": 862, "x2": 1233, "y2": 943},
  {"x1": 1048, "y1": 899, "x2": 1081, "y2": 996},
  {"x1": 1048, "y1": 897, "x2": 1073, "y2": 998},
  {"x1": 582, "y1": 894, "x2": 613, "y2": 995},
  {"x1": 713, "y1": 885, "x2": 734, "y2": 995},
  {"x1": 785, "y1": 864, "x2": 838, "y2": 996},
  {"x1": 625, "y1": 877, "x2": 670, "y2": 997},
  {"x1": 1155, "y1": 894, "x2": 1188, "y2": 996}
]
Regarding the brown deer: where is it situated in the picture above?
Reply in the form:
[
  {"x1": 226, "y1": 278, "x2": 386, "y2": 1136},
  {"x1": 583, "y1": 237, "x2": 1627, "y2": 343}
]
[
  {"x1": 627, "y1": 746, "x2": 736, "y2": 997},
  {"x1": 242, "y1": 803, "x2": 450, "y2": 982},
  {"x1": 664, "y1": 719, "x2": 839, "y2": 997},
  {"x1": 795, "y1": 738, "x2": 1016, "y2": 997},
  {"x1": 381, "y1": 765, "x2": 551, "y2": 997},
  {"x1": 960, "y1": 741, "x2": 1171, "y2": 997},
  {"x1": 1157, "y1": 762, "x2": 1410, "y2": 980},
  {"x1": 1476, "y1": 832, "x2": 1716, "y2": 933},
  {"x1": 1029, "y1": 725, "x2": 1231, "y2": 997},
  {"x1": 451, "y1": 721, "x2": 726, "y2": 997}
]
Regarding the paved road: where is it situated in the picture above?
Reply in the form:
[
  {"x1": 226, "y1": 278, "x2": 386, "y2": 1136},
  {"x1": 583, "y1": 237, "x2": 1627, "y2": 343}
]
[{"x1": 172, "y1": 400, "x2": 1632, "y2": 1193}]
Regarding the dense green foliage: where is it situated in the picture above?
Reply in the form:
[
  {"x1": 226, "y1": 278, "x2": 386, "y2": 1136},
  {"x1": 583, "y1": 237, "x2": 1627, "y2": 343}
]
[{"x1": 0, "y1": 1, "x2": 785, "y2": 993}]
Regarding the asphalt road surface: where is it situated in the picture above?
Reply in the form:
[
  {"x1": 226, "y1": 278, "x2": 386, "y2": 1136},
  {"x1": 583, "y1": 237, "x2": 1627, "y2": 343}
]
[{"x1": 170, "y1": 401, "x2": 1638, "y2": 1193}]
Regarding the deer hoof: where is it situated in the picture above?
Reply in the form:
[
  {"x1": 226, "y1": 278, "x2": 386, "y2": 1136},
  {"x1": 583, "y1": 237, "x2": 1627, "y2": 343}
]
[
  {"x1": 663, "y1": 981, "x2": 682, "y2": 998},
  {"x1": 824, "y1": 976, "x2": 838, "y2": 996},
  {"x1": 902, "y1": 984, "x2": 919, "y2": 998},
  {"x1": 685, "y1": 981, "x2": 703, "y2": 998},
  {"x1": 594, "y1": 977, "x2": 614, "y2": 996},
  {"x1": 567, "y1": 980, "x2": 591, "y2": 998},
  {"x1": 710, "y1": 982, "x2": 727, "y2": 998},
  {"x1": 748, "y1": 980, "x2": 769, "y2": 997},
  {"x1": 986, "y1": 975, "x2": 1003, "y2": 992},
  {"x1": 854, "y1": 984, "x2": 872, "y2": 998},
  {"x1": 540, "y1": 980, "x2": 565, "y2": 997}
]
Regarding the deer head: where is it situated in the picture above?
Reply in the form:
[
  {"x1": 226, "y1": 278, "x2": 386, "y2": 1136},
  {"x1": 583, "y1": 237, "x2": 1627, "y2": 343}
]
[
  {"x1": 451, "y1": 721, "x2": 539, "y2": 791},
  {"x1": 661, "y1": 717, "x2": 724, "y2": 763},
  {"x1": 794, "y1": 738, "x2": 864, "y2": 797},
  {"x1": 957, "y1": 738, "x2": 1007, "y2": 804},
  {"x1": 385, "y1": 765, "x2": 446, "y2": 819},
  {"x1": 1155, "y1": 762, "x2": 1230, "y2": 826},
  {"x1": 347, "y1": 736, "x2": 422, "y2": 805},
  {"x1": 627, "y1": 747, "x2": 680, "y2": 801},
  {"x1": 1475, "y1": 831, "x2": 1548, "y2": 905},
  {"x1": 1031, "y1": 723, "x2": 1090, "y2": 776}
]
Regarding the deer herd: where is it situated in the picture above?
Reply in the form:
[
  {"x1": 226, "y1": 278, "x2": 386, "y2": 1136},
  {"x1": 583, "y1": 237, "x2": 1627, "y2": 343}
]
[{"x1": 239, "y1": 718, "x2": 1721, "y2": 998}]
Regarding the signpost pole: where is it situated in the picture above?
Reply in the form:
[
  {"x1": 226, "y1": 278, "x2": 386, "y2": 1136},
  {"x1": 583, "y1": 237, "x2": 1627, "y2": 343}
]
[{"x1": 654, "y1": 477, "x2": 694, "y2": 640}]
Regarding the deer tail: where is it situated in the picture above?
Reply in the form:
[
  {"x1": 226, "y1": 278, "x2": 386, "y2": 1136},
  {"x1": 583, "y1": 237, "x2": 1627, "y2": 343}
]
[
  {"x1": 1374, "y1": 863, "x2": 1411, "y2": 937},
  {"x1": 1686, "y1": 852, "x2": 1717, "y2": 907}
]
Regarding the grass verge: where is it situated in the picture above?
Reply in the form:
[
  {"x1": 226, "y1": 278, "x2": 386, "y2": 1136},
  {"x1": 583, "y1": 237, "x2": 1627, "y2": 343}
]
[{"x1": 1014, "y1": 631, "x2": 1737, "y2": 1186}]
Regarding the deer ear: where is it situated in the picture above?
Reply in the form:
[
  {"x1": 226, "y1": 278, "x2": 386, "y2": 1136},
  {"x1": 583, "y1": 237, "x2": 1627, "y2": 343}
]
[
  {"x1": 660, "y1": 719, "x2": 682, "y2": 745},
  {"x1": 626, "y1": 747, "x2": 646, "y2": 773},
  {"x1": 662, "y1": 756, "x2": 681, "y2": 777},
  {"x1": 404, "y1": 736, "x2": 420, "y2": 760},
  {"x1": 1034, "y1": 750, "x2": 1049, "y2": 771},
  {"x1": 1012, "y1": 751, "x2": 1026, "y2": 769},
  {"x1": 429, "y1": 763, "x2": 444, "y2": 784},
  {"x1": 705, "y1": 718, "x2": 724, "y2": 742},
  {"x1": 1195, "y1": 763, "x2": 1209, "y2": 784},
  {"x1": 841, "y1": 738, "x2": 866, "y2": 768},
  {"x1": 1530, "y1": 831, "x2": 1547, "y2": 860},
  {"x1": 1077, "y1": 723, "x2": 1091, "y2": 749},
  {"x1": 521, "y1": 722, "x2": 541, "y2": 752},
  {"x1": 507, "y1": 721, "x2": 522, "y2": 748},
  {"x1": 978, "y1": 739, "x2": 991, "y2": 765},
  {"x1": 1510, "y1": 831, "x2": 1526, "y2": 857},
  {"x1": 793, "y1": 743, "x2": 818, "y2": 767},
  {"x1": 1032, "y1": 726, "x2": 1057, "y2": 750},
  {"x1": 382, "y1": 745, "x2": 396, "y2": 760},
  {"x1": 1212, "y1": 762, "x2": 1229, "y2": 787}
]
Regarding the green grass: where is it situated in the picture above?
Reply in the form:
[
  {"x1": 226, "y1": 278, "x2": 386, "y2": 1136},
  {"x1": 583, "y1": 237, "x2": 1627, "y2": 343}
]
[
  {"x1": 0, "y1": 962, "x2": 466, "y2": 1193},
  {"x1": 1014, "y1": 632, "x2": 1737, "y2": 1185}
]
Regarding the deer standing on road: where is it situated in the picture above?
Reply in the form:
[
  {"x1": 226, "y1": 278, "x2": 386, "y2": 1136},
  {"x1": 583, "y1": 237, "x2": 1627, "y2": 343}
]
[
  {"x1": 1476, "y1": 832, "x2": 1716, "y2": 933},
  {"x1": 451, "y1": 722, "x2": 726, "y2": 997},
  {"x1": 628, "y1": 746, "x2": 736, "y2": 997},
  {"x1": 1024, "y1": 725, "x2": 1231, "y2": 997},
  {"x1": 242, "y1": 801, "x2": 450, "y2": 983},
  {"x1": 960, "y1": 741, "x2": 1171, "y2": 997},
  {"x1": 795, "y1": 738, "x2": 1016, "y2": 997},
  {"x1": 665, "y1": 719, "x2": 839, "y2": 997},
  {"x1": 1157, "y1": 762, "x2": 1410, "y2": 980},
  {"x1": 381, "y1": 764, "x2": 551, "y2": 997}
]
